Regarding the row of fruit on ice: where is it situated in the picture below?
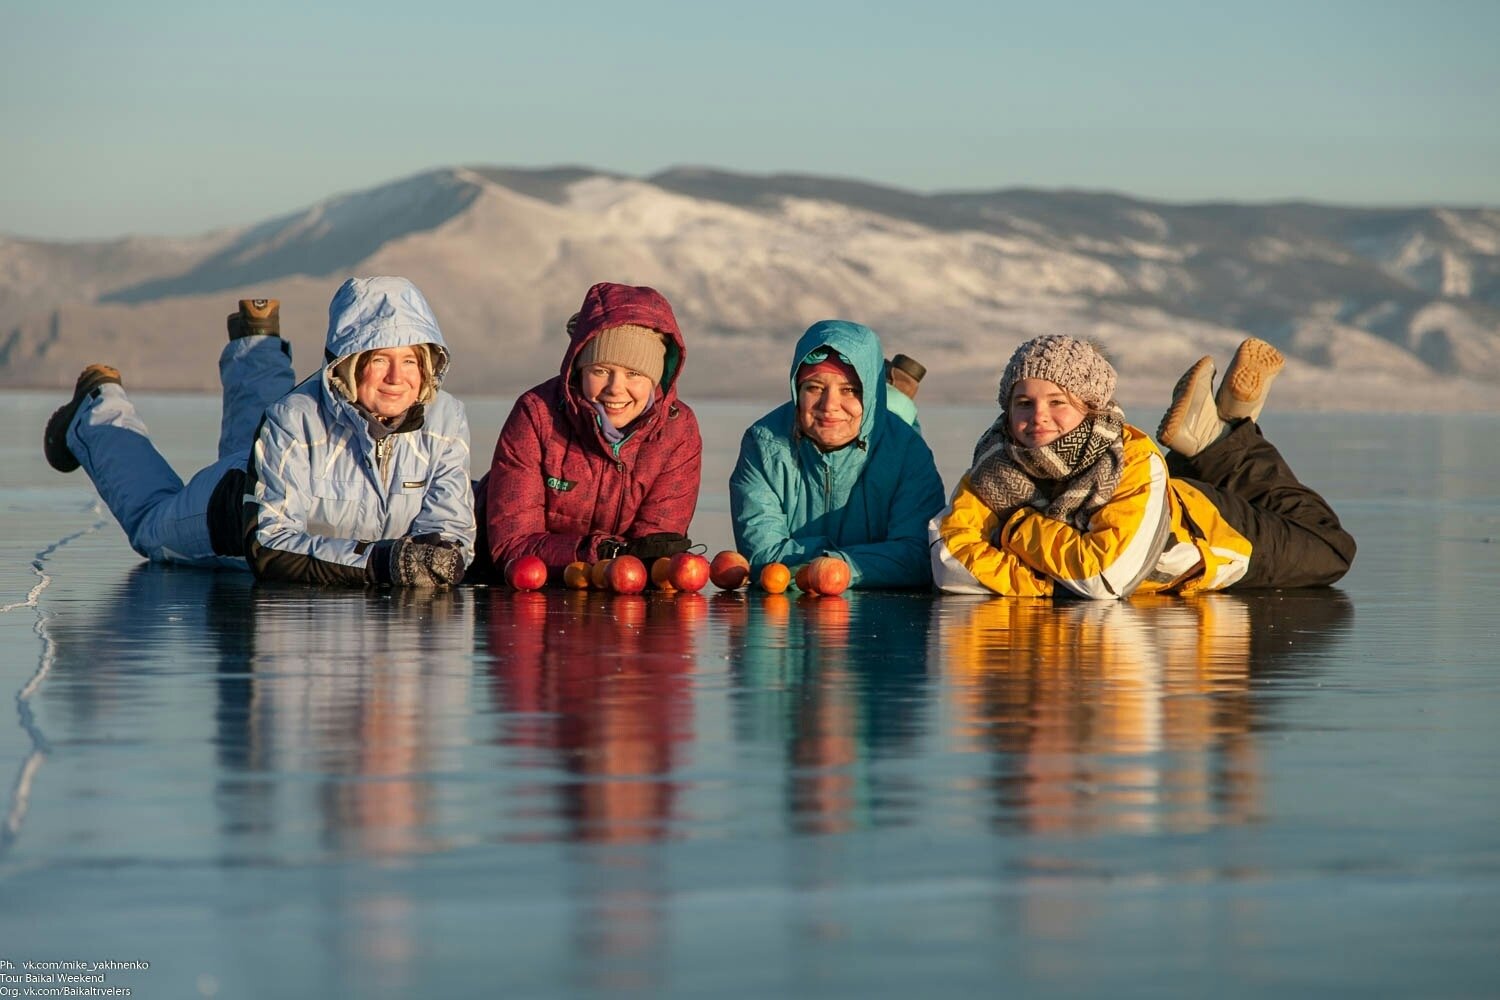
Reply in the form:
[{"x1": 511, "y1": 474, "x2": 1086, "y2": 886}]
[{"x1": 502, "y1": 551, "x2": 851, "y2": 597}]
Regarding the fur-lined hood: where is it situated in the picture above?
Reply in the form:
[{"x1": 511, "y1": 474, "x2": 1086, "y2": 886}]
[{"x1": 321, "y1": 277, "x2": 451, "y2": 413}]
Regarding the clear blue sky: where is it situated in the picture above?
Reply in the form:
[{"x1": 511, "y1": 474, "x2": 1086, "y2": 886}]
[{"x1": 4, "y1": 0, "x2": 1497, "y2": 240}]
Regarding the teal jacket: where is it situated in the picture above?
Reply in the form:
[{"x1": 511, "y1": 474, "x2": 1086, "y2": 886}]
[{"x1": 729, "y1": 320, "x2": 946, "y2": 589}]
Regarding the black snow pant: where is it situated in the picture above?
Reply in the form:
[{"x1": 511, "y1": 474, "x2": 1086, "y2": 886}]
[{"x1": 1167, "y1": 419, "x2": 1356, "y2": 589}]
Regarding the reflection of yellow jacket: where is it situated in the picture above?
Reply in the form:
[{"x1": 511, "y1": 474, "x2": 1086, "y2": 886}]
[
  {"x1": 929, "y1": 425, "x2": 1250, "y2": 599},
  {"x1": 941, "y1": 596, "x2": 1260, "y2": 835}
]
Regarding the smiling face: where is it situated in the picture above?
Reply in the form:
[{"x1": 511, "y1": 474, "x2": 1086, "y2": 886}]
[
  {"x1": 580, "y1": 363, "x2": 655, "y2": 429},
  {"x1": 1008, "y1": 377, "x2": 1089, "y2": 448},
  {"x1": 797, "y1": 371, "x2": 864, "y2": 451},
  {"x1": 355, "y1": 346, "x2": 425, "y2": 420}
]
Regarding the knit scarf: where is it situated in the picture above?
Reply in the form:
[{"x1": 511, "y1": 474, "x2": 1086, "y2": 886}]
[{"x1": 967, "y1": 403, "x2": 1126, "y2": 531}]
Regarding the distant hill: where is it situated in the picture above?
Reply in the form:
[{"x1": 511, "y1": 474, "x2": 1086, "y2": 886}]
[{"x1": 3, "y1": 165, "x2": 1498, "y2": 411}]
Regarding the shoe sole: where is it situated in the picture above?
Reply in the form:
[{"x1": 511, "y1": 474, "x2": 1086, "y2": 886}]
[
  {"x1": 1218, "y1": 338, "x2": 1285, "y2": 421},
  {"x1": 228, "y1": 298, "x2": 280, "y2": 340},
  {"x1": 1157, "y1": 356, "x2": 1216, "y2": 454},
  {"x1": 43, "y1": 365, "x2": 121, "y2": 473}
]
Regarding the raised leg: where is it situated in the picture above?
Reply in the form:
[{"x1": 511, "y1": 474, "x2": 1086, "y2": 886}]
[
  {"x1": 1170, "y1": 420, "x2": 1355, "y2": 588},
  {"x1": 69, "y1": 384, "x2": 244, "y2": 568},
  {"x1": 218, "y1": 334, "x2": 294, "y2": 460}
]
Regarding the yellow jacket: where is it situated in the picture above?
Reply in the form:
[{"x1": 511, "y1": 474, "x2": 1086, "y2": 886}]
[{"x1": 929, "y1": 424, "x2": 1250, "y2": 599}]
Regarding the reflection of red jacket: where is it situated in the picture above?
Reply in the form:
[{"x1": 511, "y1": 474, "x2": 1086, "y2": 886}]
[
  {"x1": 488, "y1": 592, "x2": 700, "y2": 842},
  {"x1": 475, "y1": 283, "x2": 702, "y2": 574}
]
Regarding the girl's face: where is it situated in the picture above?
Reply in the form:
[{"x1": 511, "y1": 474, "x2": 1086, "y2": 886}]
[
  {"x1": 580, "y1": 363, "x2": 655, "y2": 428},
  {"x1": 1008, "y1": 378, "x2": 1088, "y2": 448}
]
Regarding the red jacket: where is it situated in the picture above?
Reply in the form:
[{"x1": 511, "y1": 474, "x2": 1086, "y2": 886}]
[{"x1": 474, "y1": 283, "x2": 702, "y2": 577}]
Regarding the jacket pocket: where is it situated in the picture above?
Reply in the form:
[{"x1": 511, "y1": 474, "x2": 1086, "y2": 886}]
[
  {"x1": 308, "y1": 477, "x2": 361, "y2": 538},
  {"x1": 387, "y1": 480, "x2": 424, "y2": 532}
]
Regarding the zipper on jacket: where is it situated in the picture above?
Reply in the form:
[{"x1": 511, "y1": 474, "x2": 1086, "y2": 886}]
[
  {"x1": 614, "y1": 459, "x2": 627, "y2": 528},
  {"x1": 375, "y1": 437, "x2": 392, "y2": 487}
]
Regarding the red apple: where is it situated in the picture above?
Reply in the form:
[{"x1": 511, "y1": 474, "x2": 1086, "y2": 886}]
[
  {"x1": 505, "y1": 554, "x2": 548, "y2": 591},
  {"x1": 804, "y1": 556, "x2": 851, "y2": 597},
  {"x1": 606, "y1": 554, "x2": 649, "y2": 595},
  {"x1": 668, "y1": 552, "x2": 711, "y2": 593},
  {"x1": 708, "y1": 550, "x2": 751, "y2": 590}
]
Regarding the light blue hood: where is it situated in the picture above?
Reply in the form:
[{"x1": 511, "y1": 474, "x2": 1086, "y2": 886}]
[{"x1": 322, "y1": 277, "x2": 451, "y2": 406}]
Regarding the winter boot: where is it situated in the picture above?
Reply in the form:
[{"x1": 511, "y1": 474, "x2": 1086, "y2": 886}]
[
  {"x1": 227, "y1": 298, "x2": 280, "y2": 340},
  {"x1": 1157, "y1": 356, "x2": 1228, "y2": 458},
  {"x1": 1216, "y1": 337, "x2": 1285, "y2": 423},
  {"x1": 888, "y1": 353, "x2": 926, "y2": 400},
  {"x1": 43, "y1": 364, "x2": 122, "y2": 473}
]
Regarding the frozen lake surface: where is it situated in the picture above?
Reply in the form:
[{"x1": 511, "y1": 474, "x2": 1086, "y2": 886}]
[{"x1": 2, "y1": 392, "x2": 1497, "y2": 998}]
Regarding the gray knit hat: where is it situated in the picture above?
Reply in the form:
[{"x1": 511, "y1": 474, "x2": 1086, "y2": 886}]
[{"x1": 997, "y1": 335, "x2": 1117, "y2": 413}]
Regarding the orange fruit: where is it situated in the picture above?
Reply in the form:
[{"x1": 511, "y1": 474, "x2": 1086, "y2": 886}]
[
  {"x1": 589, "y1": 558, "x2": 614, "y2": 590},
  {"x1": 563, "y1": 561, "x2": 591, "y2": 589},
  {"x1": 759, "y1": 562, "x2": 791, "y2": 594}
]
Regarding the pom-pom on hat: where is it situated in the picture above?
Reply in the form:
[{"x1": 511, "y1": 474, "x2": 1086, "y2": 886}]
[
  {"x1": 997, "y1": 335, "x2": 1117, "y2": 413},
  {"x1": 575, "y1": 324, "x2": 667, "y2": 386}
]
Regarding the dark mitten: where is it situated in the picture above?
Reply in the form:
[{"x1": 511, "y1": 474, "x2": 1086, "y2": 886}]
[
  {"x1": 415, "y1": 538, "x2": 466, "y2": 585},
  {"x1": 368, "y1": 536, "x2": 464, "y2": 587},
  {"x1": 624, "y1": 533, "x2": 692, "y2": 560}
]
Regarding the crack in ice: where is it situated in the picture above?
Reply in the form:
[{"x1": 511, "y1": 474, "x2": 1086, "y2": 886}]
[{"x1": 2, "y1": 514, "x2": 106, "y2": 859}]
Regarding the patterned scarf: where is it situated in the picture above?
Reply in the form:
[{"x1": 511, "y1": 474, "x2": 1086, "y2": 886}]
[{"x1": 967, "y1": 403, "x2": 1127, "y2": 531}]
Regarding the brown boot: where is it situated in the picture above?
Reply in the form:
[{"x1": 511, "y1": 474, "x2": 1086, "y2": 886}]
[
  {"x1": 227, "y1": 298, "x2": 280, "y2": 341},
  {"x1": 1157, "y1": 356, "x2": 1227, "y2": 458},
  {"x1": 1217, "y1": 337, "x2": 1285, "y2": 423},
  {"x1": 887, "y1": 354, "x2": 926, "y2": 400},
  {"x1": 43, "y1": 364, "x2": 122, "y2": 473}
]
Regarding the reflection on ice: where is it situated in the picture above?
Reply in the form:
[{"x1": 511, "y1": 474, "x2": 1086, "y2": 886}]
[
  {"x1": 940, "y1": 592, "x2": 1353, "y2": 836},
  {"x1": 3, "y1": 396, "x2": 1495, "y2": 998},
  {"x1": 483, "y1": 590, "x2": 702, "y2": 845}
]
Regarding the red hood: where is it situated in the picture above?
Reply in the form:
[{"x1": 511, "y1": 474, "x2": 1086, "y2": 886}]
[{"x1": 559, "y1": 282, "x2": 688, "y2": 438}]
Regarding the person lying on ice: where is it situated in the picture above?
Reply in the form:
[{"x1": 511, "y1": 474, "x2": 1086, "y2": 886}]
[
  {"x1": 729, "y1": 319, "x2": 946, "y2": 590},
  {"x1": 929, "y1": 334, "x2": 1355, "y2": 598},
  {"x1": 468, "y1": 281, "x2": 702, "y2": 584},
  {"x1": 44, "y1": 276, "x2": 474, "y2": 588}
]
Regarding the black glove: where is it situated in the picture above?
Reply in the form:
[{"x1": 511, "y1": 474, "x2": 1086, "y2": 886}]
[
  {"x1": 368, "y1": 536, "x2": 465, "y2": 587},
  {"x1": 609, "y1": 532, "x2": 691, "y2": 561}
]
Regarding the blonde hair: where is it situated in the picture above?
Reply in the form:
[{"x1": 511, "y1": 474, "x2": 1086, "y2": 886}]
[{"x1": 346, "y1": 344, "x2": 436, "y2": 404}]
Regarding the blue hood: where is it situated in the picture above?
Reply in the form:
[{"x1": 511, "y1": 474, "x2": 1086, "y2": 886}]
[
  {"x1": 322, "y1": 277, "x2": 451, "y2": 405},
  {"x1": 788, "y1": 319, "x2": 887, "y2": 448}
]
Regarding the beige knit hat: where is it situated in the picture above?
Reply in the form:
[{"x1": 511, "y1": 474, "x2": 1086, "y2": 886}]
[
  {"x1": 575, "y1": 324, "x2": 667, "y2": 386},
  {"x1": 997, "y1": 335, "x2": 1117, "y2": 413}
]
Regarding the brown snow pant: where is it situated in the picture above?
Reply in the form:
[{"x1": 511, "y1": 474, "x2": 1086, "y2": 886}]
[{"x1": 1168, "y1": 419, "x2": 1357, "y2": 589}]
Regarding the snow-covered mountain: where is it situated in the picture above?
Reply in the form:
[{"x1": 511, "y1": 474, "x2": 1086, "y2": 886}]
[{"x1": 3, "y1": 166, "x2": 1498, "y2": 410}]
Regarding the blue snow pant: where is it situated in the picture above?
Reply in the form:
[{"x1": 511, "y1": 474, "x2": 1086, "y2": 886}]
[{"x1": 67, "y1": 335, "x2": 295, "y2": 569}]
